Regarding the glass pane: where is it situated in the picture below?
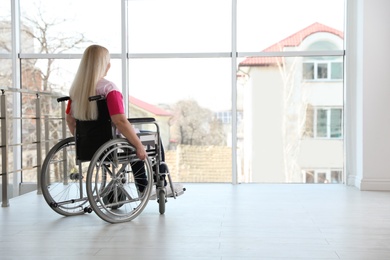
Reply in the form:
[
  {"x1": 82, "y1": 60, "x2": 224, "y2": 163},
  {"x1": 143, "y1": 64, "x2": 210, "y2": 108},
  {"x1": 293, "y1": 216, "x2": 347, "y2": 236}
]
[
  {"x1": 20, "y1": 0, "x2": 121, "y2": 53},
  {"x1": 316, "y1": 109, "x2": 328, "y2": 138},
  {"x1": 0, "y1": 0, "x2": 11, "y2": 19},
  {"x1": 0, "y1": 5, "x2": 12, "y2": 54},
  {"x1": 303, "y1": 63, "x2": 314, "y2": 80},
  {"x1": 317, "y1": 63, "x2": 328, "y2": 79},
  {"x1": 331, "y1": 62, "x2": 343, "y2": 79},
  {"x1": 0, "y1": 59, "x2": 12, "y2": 87},
  {"x1": 237, "y1": 0, "x2": 344, "y2": 52},
  {"x1": 330, "y1": 108, "x2": 342, "y2": 138},
  {"x1": 317, "y1": 172, "x2": 327, "y2": 183},
  {"x1": 21, "y1": 59, "x2": 76, "y2": 92},
  {"x1": 129, "y1": 58, "x2": 232, "y2": 182},
  {"x1": 128, "y1": 0, "x2": 231, "y2": 53},
  {"x1": 331, "y1": 170, "x2": 342, "y2": 183},
  {"x1": 305, "y1": 171, "x2": 314, "y2": 183},
  {"x1": 238, "y1": 54, "x2": 344, "y2": 183},
  {"x1": 21, "y1": 59, "x2": 121, "y2": 93}
]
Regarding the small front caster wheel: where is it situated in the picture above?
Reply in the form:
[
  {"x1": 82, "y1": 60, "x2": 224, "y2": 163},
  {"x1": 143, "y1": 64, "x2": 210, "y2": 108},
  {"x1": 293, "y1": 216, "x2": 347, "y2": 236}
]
[{"x1": 158, "y1": 189, "x2": 166, "y2": 214}]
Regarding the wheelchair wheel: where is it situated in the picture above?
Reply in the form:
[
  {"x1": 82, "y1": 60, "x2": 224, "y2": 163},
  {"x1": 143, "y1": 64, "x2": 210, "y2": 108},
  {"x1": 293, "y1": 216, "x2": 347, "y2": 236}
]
[
  {"x1": 86, "y1": 138, "x2": 153, "y2": 224},
  {"x1": 158, "y1": 189, "x2": 166, "y2": 214},
  {"x1": 41, "y1": 137, "x2": 89, "y2": 216}
]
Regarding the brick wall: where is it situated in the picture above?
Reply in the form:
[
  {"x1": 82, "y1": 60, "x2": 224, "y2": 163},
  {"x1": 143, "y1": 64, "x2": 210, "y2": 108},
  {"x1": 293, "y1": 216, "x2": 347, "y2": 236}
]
[{"x1": 165, "y1": 145, "x2": 232, "y2": 182}]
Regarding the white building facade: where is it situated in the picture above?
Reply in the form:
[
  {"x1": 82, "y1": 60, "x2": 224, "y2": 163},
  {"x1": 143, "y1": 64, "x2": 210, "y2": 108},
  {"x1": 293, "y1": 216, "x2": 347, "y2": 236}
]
[{"x1": 238, "y1": 23, "x2": 344, "y2": 183}]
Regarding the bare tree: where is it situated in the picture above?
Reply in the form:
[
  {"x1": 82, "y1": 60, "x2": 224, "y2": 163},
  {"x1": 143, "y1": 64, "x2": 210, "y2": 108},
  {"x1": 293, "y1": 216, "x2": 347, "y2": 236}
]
[
  {"x1": 1, "y1": 4, "x2": 89, "y2": 91},
  {"x1": 21, "y1": 5, "x2": 88, "y2": 91},
  {"x1": 278, "y1": 56, "x2": 309, "y2": 183},
  {"x1": 0, "y1": 5, "x2": 89, "y2": 180},
  {"x1": 170, "y1": 99, "x2": 226, "y2": 146}
]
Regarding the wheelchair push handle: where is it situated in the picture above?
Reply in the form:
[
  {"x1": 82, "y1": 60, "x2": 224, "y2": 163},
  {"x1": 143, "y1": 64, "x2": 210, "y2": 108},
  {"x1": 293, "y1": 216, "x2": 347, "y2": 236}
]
[
  {"x1": 88, "y1": 95, "x2": 105, "y2": 102},
  {"x1": 57, "y1": 96, "x2": 70, "y2": 103},
  {"x1": 57, "y1": 95, "x2": 105, "y2": 103},
  {"x1": 56, "y1": 95, "x2": 156, "y2": 124}
]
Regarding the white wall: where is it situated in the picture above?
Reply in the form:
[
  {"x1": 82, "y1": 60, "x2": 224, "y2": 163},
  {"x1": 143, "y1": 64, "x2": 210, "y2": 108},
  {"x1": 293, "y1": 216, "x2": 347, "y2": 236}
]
[
  {"x1": 299, "y1": 140, "x2": 344, "y2": 168},
  {"x1": 346, "y1": 0, "x2": 390, "y2": 190}
]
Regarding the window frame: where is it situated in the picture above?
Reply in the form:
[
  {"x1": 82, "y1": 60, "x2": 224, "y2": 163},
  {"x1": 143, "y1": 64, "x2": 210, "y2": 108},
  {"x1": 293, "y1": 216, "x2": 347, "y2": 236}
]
[{"x1": 3, "y1": 0, "x2": 346, "y2": 187}]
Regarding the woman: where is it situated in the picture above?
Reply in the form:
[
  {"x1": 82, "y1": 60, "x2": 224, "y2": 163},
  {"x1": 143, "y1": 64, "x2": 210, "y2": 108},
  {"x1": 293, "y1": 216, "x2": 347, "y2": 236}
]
[
  {"x1": 66, "y1": 45, "x2": 149, "y2": 193},
  {"x1": 65, "y1": 44, "x2": 147, "y2": 161}
]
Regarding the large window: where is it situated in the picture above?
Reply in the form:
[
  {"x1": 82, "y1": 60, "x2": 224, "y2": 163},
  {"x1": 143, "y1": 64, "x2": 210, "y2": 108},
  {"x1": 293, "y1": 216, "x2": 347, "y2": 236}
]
[{"x1": 1, "y1": 0, "x2": 345, "y2": 194}]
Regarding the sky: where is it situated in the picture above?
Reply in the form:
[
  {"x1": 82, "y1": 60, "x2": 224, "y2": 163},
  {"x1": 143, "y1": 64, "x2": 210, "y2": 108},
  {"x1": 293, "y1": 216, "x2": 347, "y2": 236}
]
[{"x1": 1, "y1": 0, "x2": 345, "y2": 111}]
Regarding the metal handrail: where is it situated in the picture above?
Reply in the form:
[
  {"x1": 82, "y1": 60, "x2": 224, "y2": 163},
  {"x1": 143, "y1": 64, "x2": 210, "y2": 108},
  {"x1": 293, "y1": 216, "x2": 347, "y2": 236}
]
[
  {"x1": 1, "y1": 88, "x2": 67, "y2": 207},
  {"x1": 1, "y1": 90, "x2": 9, "y2": 207}
]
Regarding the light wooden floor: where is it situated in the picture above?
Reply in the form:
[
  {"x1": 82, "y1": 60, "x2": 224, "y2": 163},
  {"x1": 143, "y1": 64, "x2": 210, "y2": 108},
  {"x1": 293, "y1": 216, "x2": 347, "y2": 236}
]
[{"x1": 1, "y1": 183, "x2": 390, "y2": 260}]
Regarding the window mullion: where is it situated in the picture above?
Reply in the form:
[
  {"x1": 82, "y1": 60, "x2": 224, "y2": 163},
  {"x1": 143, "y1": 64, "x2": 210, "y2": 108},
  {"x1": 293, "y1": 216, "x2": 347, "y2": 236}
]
[{"x1": 327, "y1": 108, "x2": 331, "y2": 138}]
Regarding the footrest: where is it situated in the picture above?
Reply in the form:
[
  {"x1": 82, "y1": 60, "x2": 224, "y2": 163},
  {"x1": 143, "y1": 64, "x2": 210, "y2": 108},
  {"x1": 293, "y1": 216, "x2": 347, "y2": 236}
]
[
  {"x1": 166, "y1": 183, "x2": 186, "y2": 198},
  {"x1": 148, "y1": 183, "x2": 186, "y2": 200}
]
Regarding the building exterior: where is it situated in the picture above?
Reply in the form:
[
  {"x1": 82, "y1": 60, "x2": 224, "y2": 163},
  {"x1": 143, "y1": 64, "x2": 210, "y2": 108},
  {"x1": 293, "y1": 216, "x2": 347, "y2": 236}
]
[
  {"x1": 238, "y1": 23, "x2": 344, "y2": 183},
  {"x1": 129, "y1": 95, "x2": 172, "y2": 149}
]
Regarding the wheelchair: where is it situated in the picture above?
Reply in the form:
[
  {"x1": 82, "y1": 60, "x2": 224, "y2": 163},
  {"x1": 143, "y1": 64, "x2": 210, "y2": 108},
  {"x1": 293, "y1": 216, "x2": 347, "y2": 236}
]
[{"x1": 40, "y1": 95, "x2": 185, "y2": 224}]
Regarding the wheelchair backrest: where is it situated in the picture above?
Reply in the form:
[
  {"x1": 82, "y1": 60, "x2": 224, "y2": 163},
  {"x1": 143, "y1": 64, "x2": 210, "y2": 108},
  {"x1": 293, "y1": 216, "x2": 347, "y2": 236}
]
[{"x1": 75, "y1": 98, "x2": 114, "y2": 161}]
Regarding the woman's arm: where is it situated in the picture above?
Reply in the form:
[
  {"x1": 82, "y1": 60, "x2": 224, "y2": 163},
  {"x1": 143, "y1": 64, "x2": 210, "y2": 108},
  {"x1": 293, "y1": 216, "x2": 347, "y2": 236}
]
[
  {"x1": 110, "y1": 113, "x2": 147, "y2": 160},
  {"x1": 66, "y1": 113, "x2": 76, "y2": 136}
]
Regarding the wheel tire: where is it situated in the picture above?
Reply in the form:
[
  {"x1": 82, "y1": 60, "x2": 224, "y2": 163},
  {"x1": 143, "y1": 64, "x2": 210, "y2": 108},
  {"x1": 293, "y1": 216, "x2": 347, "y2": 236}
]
[
  {"x1": 86, "y1": 138, "x2": 153, "y2": 224},
  {"x1": 41, "y1": 137, "x2": 88, "y2": 216},
  {"x1": 158, "y1": 189, "x2": 166, "y2": 214}
]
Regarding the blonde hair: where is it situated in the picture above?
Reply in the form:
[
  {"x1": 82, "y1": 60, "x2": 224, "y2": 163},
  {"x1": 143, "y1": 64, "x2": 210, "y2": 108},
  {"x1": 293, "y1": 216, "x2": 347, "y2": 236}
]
[{"x1": 69, "y1": 45, "x2": 110, "y2": 120}]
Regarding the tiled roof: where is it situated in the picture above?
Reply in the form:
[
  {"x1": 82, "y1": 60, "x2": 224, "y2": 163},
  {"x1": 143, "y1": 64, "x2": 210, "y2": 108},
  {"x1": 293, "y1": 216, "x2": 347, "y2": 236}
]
[
  {"x1": 239, "y1": 22, "x2": 344, "y2": 66},
  {"x1": 129, "y1": 96, "x2": 172, "y2": 116}
]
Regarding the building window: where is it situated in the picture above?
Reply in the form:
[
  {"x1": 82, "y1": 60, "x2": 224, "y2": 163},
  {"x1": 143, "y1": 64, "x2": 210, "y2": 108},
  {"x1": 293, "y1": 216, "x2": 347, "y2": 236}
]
[
  {"x1": 303, "y1": 61, "x2": 343, "y2": 80},
  {"x1": 305, "y1": 107, "x2": 342, "y2": 139},
  {"x1": 215, "y1": 111, "x2": 243, "y2": 125},
  {"x1": 216, "y1": 111, "x2": 232, "y2": 124},
  {"x1": 316, "y1": 108, "x2": 342, "y2": 138},
  {"x1": 303, "y1": 169, "x2": 343, "y2": 183},
  {"x1": 304, "y1": 106, "x2": 343, "y2": 139},
  {"x1": 317, "y1": 63, "x2": 328, "y2": 79}
]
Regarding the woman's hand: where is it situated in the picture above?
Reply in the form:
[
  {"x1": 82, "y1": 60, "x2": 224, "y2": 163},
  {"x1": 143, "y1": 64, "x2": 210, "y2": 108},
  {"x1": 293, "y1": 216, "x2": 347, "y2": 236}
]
[
  {"x1": 66, "y1": 113, "x2": 76, "y2": 136},
  {"x1": 136, "y1": 145, "x2": 147, "y2": 160},
  {"x1": 111, "y1": 113, "x2": 148, "y2": 161}
]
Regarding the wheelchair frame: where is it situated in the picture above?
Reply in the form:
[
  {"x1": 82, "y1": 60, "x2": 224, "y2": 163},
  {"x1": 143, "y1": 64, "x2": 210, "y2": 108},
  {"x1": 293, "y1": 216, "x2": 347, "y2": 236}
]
[{"x1": 40, "y1": 95, "x2": 184, "y2": 223}]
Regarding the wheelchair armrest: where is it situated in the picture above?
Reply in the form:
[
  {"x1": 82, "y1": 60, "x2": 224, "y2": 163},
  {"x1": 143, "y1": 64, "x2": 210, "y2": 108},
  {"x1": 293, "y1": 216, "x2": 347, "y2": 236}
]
[
  {"x1": 128, "y1": 117, "x2": 156, "y2": 124},
  {"x1": 88, "y1": 95, "x2": 105, "y2": 102}
]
